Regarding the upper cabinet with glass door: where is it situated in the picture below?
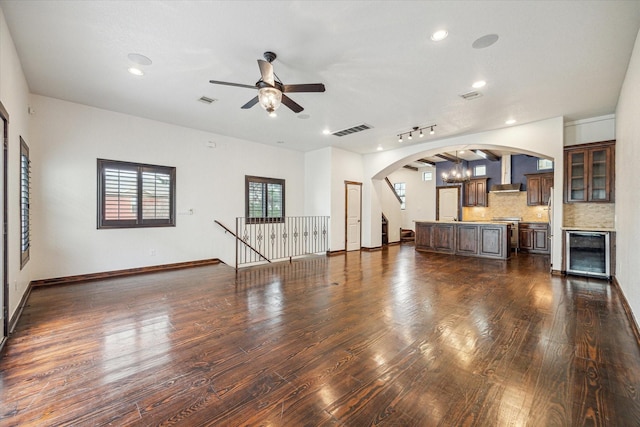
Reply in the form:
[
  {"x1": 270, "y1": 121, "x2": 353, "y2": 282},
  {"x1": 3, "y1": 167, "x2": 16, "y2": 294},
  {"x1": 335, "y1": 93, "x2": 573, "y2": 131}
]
[{"x1": 564, "y1": 140, "x2": 615, "y2": 203}]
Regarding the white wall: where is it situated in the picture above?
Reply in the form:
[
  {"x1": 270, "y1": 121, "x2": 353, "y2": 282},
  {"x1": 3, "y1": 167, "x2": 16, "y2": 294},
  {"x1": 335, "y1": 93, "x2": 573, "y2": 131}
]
[
  {"x1": 0, "y1": 7, "x2": 32, "y2": 322},
  {"x1": 564, "y1": 114, "x2": 615, "y2": 146},
  {"x1": 327, "y1": 147, "x2": 363, "y2": 251},
  {"x1": 387, "y1": 166, "x2": 436, "y2": 229},
  {"x1": 29, "y1": 95, "x2": 306, "y2": 278},
  {"x1": 304, "y1": 147, "x2": 331, "y2": 217},
  {"x1": 362, "y1": 117, "x2": 565, "y2": 269},
  {"x1": 615, "y1": 29, "x2": 640, "y2": 321}
]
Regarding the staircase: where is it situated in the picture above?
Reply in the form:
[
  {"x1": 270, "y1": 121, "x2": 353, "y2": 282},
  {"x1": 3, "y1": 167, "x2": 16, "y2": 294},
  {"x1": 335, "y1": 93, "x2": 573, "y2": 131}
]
[{"x1": 401, "y1": 229, "x2": 415, "y2": 242}]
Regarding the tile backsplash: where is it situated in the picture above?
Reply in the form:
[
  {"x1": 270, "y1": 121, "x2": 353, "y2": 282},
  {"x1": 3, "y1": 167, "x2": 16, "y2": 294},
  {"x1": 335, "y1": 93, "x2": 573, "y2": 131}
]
[
  {"x1": 563, "y1": 202, "x2": 615, "y2": 228},
  {"x1": 462, "y1": 192, "x2": 549, "y2": 222},
  {"x1": 461, "y1": 191, "x2": 615, "y2": 229}
]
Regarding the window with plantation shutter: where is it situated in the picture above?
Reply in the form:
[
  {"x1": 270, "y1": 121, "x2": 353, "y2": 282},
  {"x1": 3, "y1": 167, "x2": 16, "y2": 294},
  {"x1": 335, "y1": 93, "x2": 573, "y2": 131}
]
[
  {"x1": 20, "y1": 137, "x2": 30, "y2": 269},
  {"x1": 98, "y1": 159, "x2": 175, "y2": 229},
  {"x1": 245, "y1": 175, "x2": 285, "y2": 222}
]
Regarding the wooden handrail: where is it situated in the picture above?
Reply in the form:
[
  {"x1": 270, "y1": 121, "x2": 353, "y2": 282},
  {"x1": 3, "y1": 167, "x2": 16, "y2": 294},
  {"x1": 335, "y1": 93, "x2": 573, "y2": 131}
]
[
  {"x1": 214, "y1": 220, "x2": 271, "y2": 264},
  {"x1": 384, "y1": 177, "x2": 403, "y2": 205}
]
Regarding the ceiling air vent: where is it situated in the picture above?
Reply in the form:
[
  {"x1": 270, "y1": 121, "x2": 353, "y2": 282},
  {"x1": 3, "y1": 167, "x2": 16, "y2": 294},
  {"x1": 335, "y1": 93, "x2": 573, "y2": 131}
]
[
  {"x1": 198, "y1": 96, "x2": 216, "y2": 104},
  {"x1": 459, "y1": 91, "x2": 483, "y2": 101},
  {"x1": 332, "y1": 123, "x2": 373, "y2": 137}
]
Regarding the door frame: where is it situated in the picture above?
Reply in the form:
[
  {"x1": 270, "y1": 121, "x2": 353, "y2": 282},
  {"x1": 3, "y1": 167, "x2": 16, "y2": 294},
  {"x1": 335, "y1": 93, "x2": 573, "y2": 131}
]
[
  {"x1": 0, "y1": 100, "x2": 8, "y2": 347},
  {"x1": 344, "y1": 181, "x2": 362, "y2": 251},
  {"x1": 436, "y1": 185, "x2": 461, "y2": 221}
]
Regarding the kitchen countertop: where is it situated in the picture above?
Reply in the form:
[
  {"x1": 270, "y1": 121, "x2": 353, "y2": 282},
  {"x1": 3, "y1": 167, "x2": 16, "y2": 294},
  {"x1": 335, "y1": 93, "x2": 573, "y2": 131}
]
[
  {"x1": 413, "y1": 220, "x2": 512, "y2": 225},
  {"x1": 562, "y1": 226, "x2": 616, "y2": 232}
]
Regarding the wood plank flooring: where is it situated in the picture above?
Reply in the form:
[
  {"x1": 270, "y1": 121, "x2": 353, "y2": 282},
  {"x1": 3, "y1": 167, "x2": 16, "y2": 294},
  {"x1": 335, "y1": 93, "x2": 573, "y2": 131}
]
[{"x1": 1, "y1": 244, "x2": 640, "y2": 426}]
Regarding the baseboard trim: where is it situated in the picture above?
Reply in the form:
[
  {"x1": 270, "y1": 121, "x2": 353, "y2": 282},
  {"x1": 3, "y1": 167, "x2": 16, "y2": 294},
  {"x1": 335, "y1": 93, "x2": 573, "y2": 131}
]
[
  {"x1": 30, "y1": 258, "x2": 221, "y2": 287},
  {"x1": 8, "y1": 282, "x2": 33, "y2": 334},
  {"x1": 361, "y1": 246, "x2": 383, "y2": 252},
  {"x1": 612, "y1": 276, "x2": 640, "y2": 347},
  {"x1": 326, "y1": 250, "x2": 346, "y2": 256}
]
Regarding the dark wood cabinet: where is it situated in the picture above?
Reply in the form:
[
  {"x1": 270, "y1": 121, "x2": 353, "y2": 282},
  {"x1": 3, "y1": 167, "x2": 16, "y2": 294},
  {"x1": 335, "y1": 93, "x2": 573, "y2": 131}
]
[
  {"x1": 456, "y1": 224, "x2": 479, "y2": 255},
  {"x1": 564, "y1": 140, "x2": 615, "y2": 203},
  {"x1": 463, "y1": 178, "x2": 488, "y2": 207},
  {"x1": 434, "y1": 223, "x2": 455, "y2": 253},
  {"x1": 479, "y1": 225, "x2": 509, "y2": 258},
  {"x1": 525, "y1": 173, "x2": 554, "y2": 206},
  {"x1": 415, "y1": 221, "x2": 510, "y2": 259},
  {"x1": 415, "y1": 222, "x2": 434, "y2": 250},
  {"x1": 519, "y1": 223, "x2": 550, "y2": 254}
]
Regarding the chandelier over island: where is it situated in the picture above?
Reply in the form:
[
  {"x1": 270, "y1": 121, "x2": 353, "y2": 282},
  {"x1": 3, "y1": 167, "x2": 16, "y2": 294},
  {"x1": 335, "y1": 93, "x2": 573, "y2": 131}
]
[{"x1": 441, "y1": 151, "x2": 471, "y2": 183}]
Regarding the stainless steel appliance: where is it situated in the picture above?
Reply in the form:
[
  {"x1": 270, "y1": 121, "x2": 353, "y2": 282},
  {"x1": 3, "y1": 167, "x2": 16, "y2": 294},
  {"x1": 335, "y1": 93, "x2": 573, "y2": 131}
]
[
  {"x1": 565, "y1": 231, "x2": 610, "y2": 279},
  {"x1": 491, "y1": 217, "x2": 521, "y2": 251}
]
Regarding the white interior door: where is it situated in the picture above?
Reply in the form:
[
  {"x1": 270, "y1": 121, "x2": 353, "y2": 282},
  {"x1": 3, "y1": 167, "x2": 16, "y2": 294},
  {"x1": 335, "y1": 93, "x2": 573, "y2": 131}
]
[
  {"x1": 345, "y1": 182, "x2": 362, "y2": 251},
  {"x1": 437, "y1": 187, "x2": 459, "y2": 221}
]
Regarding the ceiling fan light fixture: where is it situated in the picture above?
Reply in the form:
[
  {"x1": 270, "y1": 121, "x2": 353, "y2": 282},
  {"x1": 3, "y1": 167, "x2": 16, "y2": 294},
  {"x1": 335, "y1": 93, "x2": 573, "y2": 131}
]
[{"x1": 258, "y1": 86, "x2": 282, "y2": 114}]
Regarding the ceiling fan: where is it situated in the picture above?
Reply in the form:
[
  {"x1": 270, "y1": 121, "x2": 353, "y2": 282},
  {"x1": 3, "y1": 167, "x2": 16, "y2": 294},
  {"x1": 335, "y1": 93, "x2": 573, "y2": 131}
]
[{"x1": 209, "y1": 51, "x2": 325, "y2": 117}]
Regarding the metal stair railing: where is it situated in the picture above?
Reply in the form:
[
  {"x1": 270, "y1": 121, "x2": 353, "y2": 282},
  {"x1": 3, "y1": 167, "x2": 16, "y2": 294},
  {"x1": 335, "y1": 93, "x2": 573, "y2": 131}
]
[{"x1": 218, "y1": 216, "x2": 329, "y2": 269}]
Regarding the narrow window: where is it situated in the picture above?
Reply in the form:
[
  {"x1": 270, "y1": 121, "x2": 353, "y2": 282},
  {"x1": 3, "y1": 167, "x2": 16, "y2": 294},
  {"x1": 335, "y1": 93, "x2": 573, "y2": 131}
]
[
  {"x1": 20, "y1": 137, "x2": 30, "y2": 268},
  {"x1": 474, "y1": 165, "x2": 487, "y2": 176},
  {"x1": 538, "y1": 159, "x2": 553, "y2": 170},
  {"x1": 97, "y1": 159, "x2": 175, "y2": 229},
  {"x1": 393, "y1": 182, "x2": 406, "y2": 210},
  {"x1": 245, "y1": 176, "x2": 285, "y2": 222}
]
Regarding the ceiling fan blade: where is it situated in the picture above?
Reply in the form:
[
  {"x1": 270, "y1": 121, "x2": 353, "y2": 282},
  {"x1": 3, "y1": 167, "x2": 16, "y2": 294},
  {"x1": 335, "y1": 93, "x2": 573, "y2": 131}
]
[
  {"x1": 209, "y1": 80, "x2": 256, "y2": 89},
  {"x1": 241, "y1": 96, "x2": 259, "y2": 109},
  {"x1": 281, "y1": 94, "x2": 304, "y2": 113},
  {"x1": 282, "y1": 83, "x2": 326, "y2": 93},
  {"x1": 257, "y1": 59, "x2": 274, "y2": 86}
]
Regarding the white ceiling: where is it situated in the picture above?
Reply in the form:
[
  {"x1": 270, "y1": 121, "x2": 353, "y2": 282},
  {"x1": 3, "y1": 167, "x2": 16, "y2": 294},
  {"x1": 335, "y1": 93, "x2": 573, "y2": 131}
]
[{"x1": 1, "y1": 1, "x2": 639, "y2": 155}]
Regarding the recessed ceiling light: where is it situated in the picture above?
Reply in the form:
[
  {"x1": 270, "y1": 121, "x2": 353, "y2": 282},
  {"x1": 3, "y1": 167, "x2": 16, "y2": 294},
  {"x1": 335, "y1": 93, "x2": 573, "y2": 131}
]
[
  {"x1": 322, "y1": 129, "x2": 331, "y2": 135},
  {"x1": 505, "y1": 119, "x2": 516, "y2": 125},
  {"x1": 128, "y1": 67, "x2": 144, "y2": 76},
  {"x1": 431, "y1": 30, "x2": 448, "y2": 42},
  {"x1": 377, "y1": 145, "x2": 383, "y2": 151},
  {"x1": 472, "y1": 80, "x2": 486, "y2": 89}
]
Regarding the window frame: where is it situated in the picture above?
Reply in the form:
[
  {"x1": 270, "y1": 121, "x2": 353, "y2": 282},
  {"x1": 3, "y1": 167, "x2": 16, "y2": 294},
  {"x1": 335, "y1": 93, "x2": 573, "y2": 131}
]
[
  {"x1": 97, "y1": 159, "x2": 176, "y2": 229},
  {"x1": 473, "y1": 164, "x2": 487, "y2": 177},
  {"x1": 20, "y1": 137, "x2": 30, "y2": 269},
  {"x1": 245, "y1": 175, "x2": 285, "y2": 223},
  {"x1": 393, "y1": 182, "x2": 406, "y2": 210},
  {"x1": 537, "y1": 158, "x2": 554, "y2": 171}
]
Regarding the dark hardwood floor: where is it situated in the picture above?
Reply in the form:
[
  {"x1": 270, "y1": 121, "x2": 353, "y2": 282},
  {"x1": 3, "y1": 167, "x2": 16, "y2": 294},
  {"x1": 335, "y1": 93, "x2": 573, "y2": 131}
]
[{"x1": 1, "y1": 244, "x2": 640, "y2": 426}]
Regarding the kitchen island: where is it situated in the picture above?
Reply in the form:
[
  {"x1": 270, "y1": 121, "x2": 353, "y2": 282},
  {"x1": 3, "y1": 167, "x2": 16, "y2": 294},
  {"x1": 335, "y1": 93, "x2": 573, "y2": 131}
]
[{"x1": 414, "y1": 221, "x2": 512, "y2": 260}]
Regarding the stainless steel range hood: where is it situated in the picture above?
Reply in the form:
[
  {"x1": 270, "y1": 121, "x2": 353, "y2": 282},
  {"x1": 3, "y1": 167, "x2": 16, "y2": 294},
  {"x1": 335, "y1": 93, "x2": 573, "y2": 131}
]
[
  {"x1": 489, "y1": 154, "x2": 522, "y2": 192},
  {"x1": 490, "y1": 183, "x2": 521, "y2": 192}
]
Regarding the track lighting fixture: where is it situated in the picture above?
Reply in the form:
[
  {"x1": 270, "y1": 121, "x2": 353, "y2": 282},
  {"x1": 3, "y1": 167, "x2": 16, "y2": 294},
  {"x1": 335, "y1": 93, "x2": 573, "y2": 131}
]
[{"x1": 397, "y1": 124, "x2": 436, "y2": 142}]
